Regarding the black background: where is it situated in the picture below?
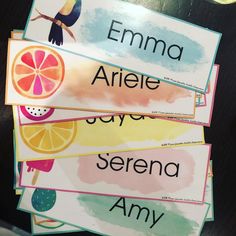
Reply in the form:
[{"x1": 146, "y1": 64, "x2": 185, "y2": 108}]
[{"x1": 0, "y1": 0, "x2": 236, "y2": 235}]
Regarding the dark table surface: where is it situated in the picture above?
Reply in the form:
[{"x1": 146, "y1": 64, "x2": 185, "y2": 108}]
[{"x1": 0, "y1": 0, "x2": 236, "y2": 235}]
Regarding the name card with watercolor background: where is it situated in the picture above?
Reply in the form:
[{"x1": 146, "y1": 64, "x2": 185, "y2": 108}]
[
  {"x1": 23, "y1": 0, "x2": 221, "y2": 93},
  {"x1": 15, "y1": 65, "x2": 218, "y2": 127},
  {"x1": 31, "y1": 214, "x2": 82, "y2": 235},
  {"x1": 18, "y1": 171, "x2": 214, "y2": 233},
  {"x1": 27, "y1": 184, "x2": 213, "y2": 234},
  {"x1": 6, "y1": 39, "x2": 196, "y2": 118},
  {"x1": 166, "y1": 65, "x2": 219, "y2": 127},
  {"x1": 17, "y1": 174, "x2": 214, "y2": 233},
  {"x1": 18, "y1": 188, "x2": 210, "y2": 236},
  {"x1": 20, "y1": 145, "x2": 211, "y2": 204},
  {"x1": 26, "y1": 179, "x2": 213, "y2": 234},
  {"x1": 14, "y1": 63, "x2": 217, "y2": 126},
  {"x1": 13, "y1": 107, "x2": 205, "y2": 161},
  {"x1": 16, "y1": 105, "x2": 113, "y2": 126}
]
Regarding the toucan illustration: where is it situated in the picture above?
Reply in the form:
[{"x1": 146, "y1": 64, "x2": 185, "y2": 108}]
[{"x1": 31, "y1": 0, "x2": 82, "y2": 46}]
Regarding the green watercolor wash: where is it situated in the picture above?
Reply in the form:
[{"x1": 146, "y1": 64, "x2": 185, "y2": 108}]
[{"x1": 78, "y1": 195, "x2": 199, "y2": 236}]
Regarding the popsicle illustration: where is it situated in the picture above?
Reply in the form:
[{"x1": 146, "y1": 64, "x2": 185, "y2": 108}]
[{"x1": 26, "y1": 159, "x2": 54, "y2": 185}]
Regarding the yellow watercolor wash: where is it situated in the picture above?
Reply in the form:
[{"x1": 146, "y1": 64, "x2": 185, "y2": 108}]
[
  {"x1": 76, "y1": 116, "x2": 196, "y2": 147},
  {"x1": 14, "y1": 102, "x2": 204, "y2": 159}
]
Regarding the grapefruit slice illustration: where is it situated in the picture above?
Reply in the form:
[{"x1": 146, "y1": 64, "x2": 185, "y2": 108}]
[{"x1": 12, "y1": 46, "x2": 65, "y2": 99}]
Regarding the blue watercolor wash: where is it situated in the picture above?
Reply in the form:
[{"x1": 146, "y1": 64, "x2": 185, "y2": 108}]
[{"x1": 78, "y1": 8, "x2": 205, "y2": 72}]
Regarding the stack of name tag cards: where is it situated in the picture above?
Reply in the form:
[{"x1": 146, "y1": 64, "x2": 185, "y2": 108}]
[{"x1": 6, "y1": 0, "x2": 220, "y2": 235}]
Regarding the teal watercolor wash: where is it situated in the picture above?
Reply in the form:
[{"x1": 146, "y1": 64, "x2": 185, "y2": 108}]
[
  {"x1": 78, "y1": 8, "x2": 204, "y2": 72},
  {"x1": 31, "y1": 189, "x2": 56, "y2": 212},
  {"x1": 78, "y1": 195, "x2": 199, "y2": 236}
]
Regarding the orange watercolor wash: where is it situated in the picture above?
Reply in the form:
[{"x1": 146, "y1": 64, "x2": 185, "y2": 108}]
[{"x1": 12, "y1": 46, "x2": 65, "y2": 99}]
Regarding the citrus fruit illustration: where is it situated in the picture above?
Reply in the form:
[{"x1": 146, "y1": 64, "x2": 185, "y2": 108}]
[
  {"x1": 20, "y1": 121, "x2": 77, "y2": 154},
  {"x1": 12, "y1": 46, "x2": 65, "y2": 99},
  {"x1": 32, "y1": 189, "x2": 56, "y2": 212},
  {"x1": 20, "y1": 106, "x2": 55, "y2": 121}
]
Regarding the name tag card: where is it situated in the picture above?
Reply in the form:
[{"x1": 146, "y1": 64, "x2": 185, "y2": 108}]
[
  {"x1": 6, "y1": 39, "x2": 196, "y2": 118},
  {"x1": 23, "y1": 0, "x2": 221, "y2": 93},
  {"x1": 15, "y1": 65, "x2": 218, "y2": 127},
  {"x1": 18, "y1": 188, "x2": 210, "y2": 236},
  {"x1": 166, "y1": 65, "x2": 219, "y2": 127},
  {"x1": 13, "y1": 106, "x2": 204, "y2": 161},
  {"x1": 16, "y1": 105, "x2": 112, "y2": 126},
  {"x1": 20, "y1": 145, "x2": 211, "y2": 204}
]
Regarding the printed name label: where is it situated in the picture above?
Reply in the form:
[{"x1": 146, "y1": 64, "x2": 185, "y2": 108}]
[
  {"x1": 6, "y1": 40, "x2": 196, "y2": 117},
  {"x1": 19, "y1": 188, "x2": 210, "y2": 236},
  {"x1": 20, "y1": 145, "x2": 210, "y2": 203},
  {"x1": 23, "y1": 0, "x2": 221, "y2": 92},
  {"x1": 13, "y1": 106, "x2": 205, "y2": 161}
]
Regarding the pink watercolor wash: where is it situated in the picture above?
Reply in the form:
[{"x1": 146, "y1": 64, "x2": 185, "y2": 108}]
[
  {"x1": 78, "y1": 148, "x2": 195, "y2": 194},
  {"x1": 159, "y1": 65, "x2": 220, "y2": 127}
]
